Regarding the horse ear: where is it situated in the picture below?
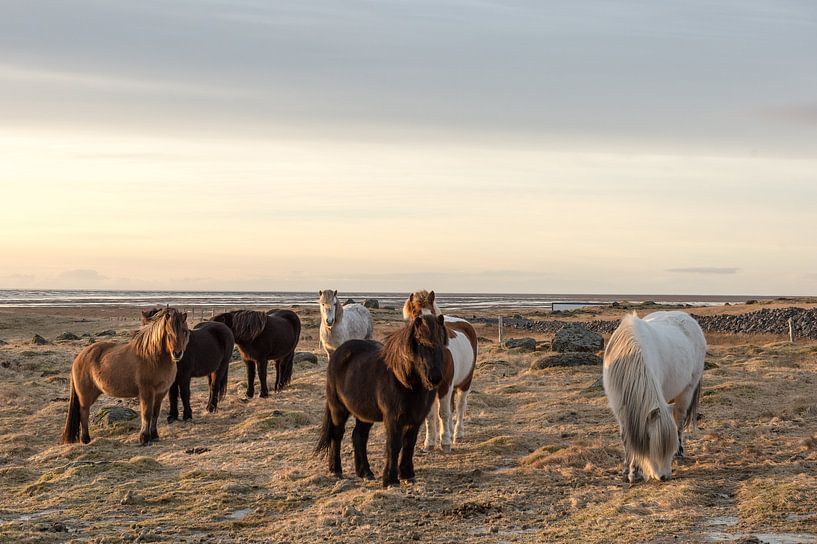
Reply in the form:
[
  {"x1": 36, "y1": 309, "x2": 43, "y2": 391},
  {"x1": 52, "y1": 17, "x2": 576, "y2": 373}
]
[
  {"x1": 408, "y1": 293, "x2": 414, "y2": 302},
  {"x1": 182, "y1": 312, "x2": 188, "y2": 322},
  {"x1": 141, "y1": 310, "x2": 150, "y2": 318},
  {"x1": 333, "y1": 290, "x2": 338, "y2": 297},
  {"x1": 429, "y1": 290, "x2": 435, "y2": 304},
  {"x1": 318, "y1": 290, "x2": 322, "y2": 297},
  {"x1": 437, "y1": 314, "x2": 445, "y2": 327}
]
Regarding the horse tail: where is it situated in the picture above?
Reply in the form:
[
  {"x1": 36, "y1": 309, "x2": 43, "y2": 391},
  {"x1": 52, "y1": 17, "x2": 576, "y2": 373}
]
[
  {"x1": 684, "y1": 378, "x2": 702, "y2": 432},
  {"x1": 60, "y1": 377, "x2": 81, "y2": 444},
  {"x1": 314, "y1": 405, "x2": 333, "y2": 459}
]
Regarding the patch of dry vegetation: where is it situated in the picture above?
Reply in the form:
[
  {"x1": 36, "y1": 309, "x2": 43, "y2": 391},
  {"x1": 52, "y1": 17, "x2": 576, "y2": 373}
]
[{"x1": 0, "y1": 306, "x2": 815, "y2": 543}]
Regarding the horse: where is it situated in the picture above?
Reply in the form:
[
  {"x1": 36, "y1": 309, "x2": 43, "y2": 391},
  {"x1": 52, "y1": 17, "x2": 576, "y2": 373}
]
[
  {"x1": 141, "y1": 308, "x2": 234, "y2": 422},
  {"x1": 318, "y1": 289, "x2": 374, "y2": 358},
  {"x1": 603, "y1": 311, "x2": 705, "y2": 482},
  {"x1": 315, "y1": 314, "x2": 447, "y2": 487},
  {"x1": 403, "y1": 290, "x2": 478, "y2": 451},
  {"x1": 211, "y1": 309, "x2": 300, "y2": 397},
  {"x1": 61, "y1": 307, "x2": 189, "y2": 445}
]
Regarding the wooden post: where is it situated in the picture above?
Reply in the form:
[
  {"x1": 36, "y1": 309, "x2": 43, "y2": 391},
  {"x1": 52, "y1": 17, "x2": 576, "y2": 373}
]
[
  {"x1": 788, "y1": 318, "x2": 795, "y2": 344},
  {"x1": 498, "y1": 316, "x2": 504, "y2": 345}
]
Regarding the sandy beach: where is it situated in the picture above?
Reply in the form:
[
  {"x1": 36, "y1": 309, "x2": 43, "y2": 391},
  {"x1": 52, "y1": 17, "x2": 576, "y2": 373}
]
[{"x1": 0, "y1": 301, "x2": 816, "y2": 543}]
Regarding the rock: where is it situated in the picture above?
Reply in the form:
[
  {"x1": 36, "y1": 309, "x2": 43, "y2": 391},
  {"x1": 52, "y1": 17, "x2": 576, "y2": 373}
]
[
  {"x1": 363, "y1": 299, "x2": 379, "y2": 309},
  {"x1": 745, "y1": 300, "x2": 757, "y2": 305},
  {"x1": 120, "y1": 490, "x2": 144, "y2": 505},
  {"x1": 294, "y1": 352, "x2": 318, "y2": 365},
  {"x1": 97, "y1": 329, "x2": 116, "y2": 337},
  {"x1": 331, "y1": 479, "x2": 355, "y2": 494},
  {"x1": 552, "y1": 324, "x2": 603, "y2": 353},
  {"x1": 56, "y1": 332, "x2": 80, "y2": 341},
  {"x1": 504, "y1": 338, "x2": 537, "y2": 351},
  {"x1": 31, "y1": 334, "x2": 49, "y2": 345},
  {"x1": 532, "y1": 352, "x2": 602, "y2": 369},
  {"x1": 342, "y1": 505, "x2": 363, "y2": 518},
  {"x1": 0, "y1": 339, "x2": 7, "y2": 346},
  {"x1": 344, "y1": 298, "x2": 356, "y2": 305},
  {"x1": 94, "y1": 406, "x2": 138, "y2": 426}
]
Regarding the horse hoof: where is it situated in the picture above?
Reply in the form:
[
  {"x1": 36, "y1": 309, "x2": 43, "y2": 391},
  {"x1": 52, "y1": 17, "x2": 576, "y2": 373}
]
[
  {"x1": 81, "y1": 435, "x2": 91, "y2": 445},
  {"x1": 167, "y1": 416, "x2": 178, "y2": 424},
  {"x1": 183, "y1": 415, "x2": 193, "y2": 422},
  {"x1": 382, "y1": 480, "x2": 400, "y2": 488},
  {"x1": 206, "y1": 405, "x2": 217, "y2": 413},
  {"x1": 441, "y1": 444, "x2": 452, "y2": 453},
  {"x1": 259, "y1": 391, "x2": 269, "y2": 398},
  {"x1": 401, "y1": 477, "x2": 417, "y2": 484},
  {"x1": 246, "y1": 391, "x2": 255, "y2": 399},
  {"x1": 364, "y1": 472, "x2": 375, "y2": 481}
]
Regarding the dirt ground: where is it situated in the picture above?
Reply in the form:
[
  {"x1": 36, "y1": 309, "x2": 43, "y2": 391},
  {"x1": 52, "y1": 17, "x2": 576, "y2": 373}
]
[{"x1": 0, "y1": 302, "x2": 816, "y2": 543}]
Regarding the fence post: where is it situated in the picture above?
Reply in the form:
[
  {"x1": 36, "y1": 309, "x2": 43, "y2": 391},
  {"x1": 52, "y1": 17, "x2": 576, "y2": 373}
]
[
  {"x1": 498, "y1": 316, "x2": 504, "y2": 345},
  {"x1": 788, "y1": 318, "x2": 795, "y2": 344}
]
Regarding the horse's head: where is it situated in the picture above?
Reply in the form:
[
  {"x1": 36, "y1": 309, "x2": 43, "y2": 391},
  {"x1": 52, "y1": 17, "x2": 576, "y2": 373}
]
[
  {"x1": 402, "y1": 290, "x2": 439, "y2": 320},
  {"x1": 640, "y1": 403, "x2": 678, "y2": 481},
  {"x1": 409, "y1": 314, "x2": 447, "y2": 390},
  {"x1": 319, "y1": 289, "x2": 339, "y2": 327},
  {"x1": 163, "y1": 309, "x2": 190, "y2": 363}
]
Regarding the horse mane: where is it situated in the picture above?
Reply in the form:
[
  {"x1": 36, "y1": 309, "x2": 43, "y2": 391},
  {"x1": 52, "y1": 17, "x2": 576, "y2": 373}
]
[
  {"x1": 131, "y1": 308, "x2": 185, "y2": 361},
  {"x1": 402, "y1": 290, "x2": 440, "y2": 320},
  {"x1": 604, "y1": 313, "x2": 676, "y2": 463},
  {"x1": 381, "y1": 321, "x2": 416, "y2": 388},
  {"x1": 229, "y1": 310, "x2": 267, "y2": 343}
]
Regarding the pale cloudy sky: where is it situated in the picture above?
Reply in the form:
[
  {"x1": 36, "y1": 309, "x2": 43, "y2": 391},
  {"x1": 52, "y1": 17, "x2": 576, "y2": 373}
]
[{"x1": 1, "y1": 1, "x2": 816, "y2": 294}]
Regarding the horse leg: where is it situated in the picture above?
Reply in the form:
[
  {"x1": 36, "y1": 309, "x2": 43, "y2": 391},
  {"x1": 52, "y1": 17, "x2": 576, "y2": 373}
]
[
  {"x1": 138, "y1": 392, "x2": 155, "y2": 445},
  {"x1": 423, "y1": 396, "x2": 439, "y2": 450},
  {"x1": 167, "y1": 381, "x2": 180, "y2": 423},
  {"x1": 244, "y1": 359, "x2": 256, "y2": 398},
  {"x1": 77, "y1": 389, "x2": 99, "y2": 445},
  {"x1": 399, "y1": 424, "x2": 420, "y2": 482},
  {"x1": 258, "y1": 358, "x2": 270, "y2": 398},
  {"x1": 150, "y1": 394, "x2": 163, "y2": 441},
  {"x1": 180, "y1": 378, "x2": 193, "y2": 421},
  {"x1": 352, "y1": 419, "x2": 375, "y2": 480},
  {"x1": 382, "y1": 419, "x2": 402, "y2": 488},
  {"x1": 453, "y1": 388, "x2": 469, "y2": 443},
  {"x1": 207, "y1": 371, "x2": 219, "y2": 413},
  {"x1": 328, "y1": 408, "x2": 349, "y2": 478},
  {"x1": 672, "y1": 386, "x2": 696, "y2": 460},
  {"x1": 439, "y1": 387, "x2": 454, "y2": 452}
]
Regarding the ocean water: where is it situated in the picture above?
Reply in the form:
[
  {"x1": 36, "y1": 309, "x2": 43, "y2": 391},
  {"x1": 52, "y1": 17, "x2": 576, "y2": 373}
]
[{"x1": 0, "y1": 290, "x2": 745, "y2": 311}]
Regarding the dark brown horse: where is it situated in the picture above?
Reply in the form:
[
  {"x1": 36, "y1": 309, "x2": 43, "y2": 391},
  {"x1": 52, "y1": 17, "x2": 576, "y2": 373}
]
[
  {"x1": 142, "y1": 308, "x2": 234, "y2": 422},
  {"x1": 315, "y1": 314, "x2": 447, "y2": 487},
  {"x1": 211, "y1": 309, "x2": 300, "y2": 397},
  {"x1": 61, "y1": 308, "x2": 189, "y2": 445}
]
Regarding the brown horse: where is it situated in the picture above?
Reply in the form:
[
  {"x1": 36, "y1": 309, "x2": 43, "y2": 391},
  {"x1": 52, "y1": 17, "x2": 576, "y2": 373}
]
[
  {"x1": 315, "y1": 314, "x2": 447, "y2": 487},
  {"x1": 403, "y1": 290, "x2": 478, "y2": 451},
  {"x1": 61, "y1": 308, "x2": 189, "y2": 445},
  {"x1": 142, "y1": 308, "x2": 234, "y2": 422},
  {"x1": 211, "y1": 309, "x2": 300, "y2": 396}
]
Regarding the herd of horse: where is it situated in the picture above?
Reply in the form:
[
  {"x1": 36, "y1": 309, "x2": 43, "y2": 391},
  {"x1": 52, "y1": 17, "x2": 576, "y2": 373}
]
[{"x1": 59, "y1": 290, "x2": 705, "y2": 487}]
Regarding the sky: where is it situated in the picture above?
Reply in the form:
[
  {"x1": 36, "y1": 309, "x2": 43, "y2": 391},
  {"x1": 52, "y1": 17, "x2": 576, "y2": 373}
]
[{"x1": 1, "y1": 1, "x2": 816, "y2": 295}]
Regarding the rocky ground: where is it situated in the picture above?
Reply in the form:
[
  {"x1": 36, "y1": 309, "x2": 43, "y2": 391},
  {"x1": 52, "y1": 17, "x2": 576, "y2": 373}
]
[{"x1": 0, "y1": 302, "x2": 816, "y2": 543}]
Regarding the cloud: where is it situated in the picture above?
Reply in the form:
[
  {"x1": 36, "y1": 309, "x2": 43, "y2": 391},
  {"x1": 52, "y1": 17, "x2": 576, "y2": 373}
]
[{"x1": 666, "y1": 267, "x2": 740, "y2": 275}]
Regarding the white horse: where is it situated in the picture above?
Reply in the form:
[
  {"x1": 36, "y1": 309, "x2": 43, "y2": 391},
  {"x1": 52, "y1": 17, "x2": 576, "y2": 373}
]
[
  {"x1": 603, "y1": 311, "x2": 705, "y2": 482},
  {"x1": 403, "y1": 290, "x2": 478, "y2": 451},
  {"x1": 318, "y1": 290, "x2": 374, "y2": 358}
]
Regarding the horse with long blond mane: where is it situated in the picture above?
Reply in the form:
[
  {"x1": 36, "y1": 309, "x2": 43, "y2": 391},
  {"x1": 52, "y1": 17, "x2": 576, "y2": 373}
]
[
  {"x1": 603, "y1": 311, "x2": 705, "y2": 482},
  {"x1": 61, "y1": 307, "x2": 190, "y2": 445},
  {"x1": 403, "y1": 290, "x2": 477, "y2": 451}
]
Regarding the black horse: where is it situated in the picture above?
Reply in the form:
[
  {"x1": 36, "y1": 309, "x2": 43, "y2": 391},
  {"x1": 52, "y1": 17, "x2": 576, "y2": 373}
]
[
  {"x1": 211, "y1": 309, "x2": 301, "y2": 397},
  {"x1": 315, "y1": 314, "x2": 446, "y2": 487},
  {"x1": 142, "y1": 309, "x2": 234, "y2": 422}
]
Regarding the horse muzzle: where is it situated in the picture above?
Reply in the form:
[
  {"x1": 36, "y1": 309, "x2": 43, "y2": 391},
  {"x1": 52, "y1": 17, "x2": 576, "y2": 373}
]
[
  {"x1": 325, "y1": 319, "x2": 334, "y2": 327},
  {"x1": 172, "y1": 351, "x2": 184, "y2": 363}
]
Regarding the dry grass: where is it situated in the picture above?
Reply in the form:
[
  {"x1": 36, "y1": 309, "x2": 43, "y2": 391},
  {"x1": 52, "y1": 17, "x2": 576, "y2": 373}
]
[{"x1": 0, "y1": 306, "x2": 816, "y2": 543}]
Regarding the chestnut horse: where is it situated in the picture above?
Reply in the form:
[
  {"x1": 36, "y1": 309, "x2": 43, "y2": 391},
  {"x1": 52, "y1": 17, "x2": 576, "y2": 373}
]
[
  {"x1": 403, "y1": 290, "x2": 478, "y2": 451},
  {"x1": 212, "y1": 309, "x2": 300, "y2": 396},
  {"x1": 315, "y1": 314, "x2": 447, "y2": 487},
  {"x1": 61, "y1": 307, "x2": 189, "y2": 445},
  {"x1": 142, "y1": 308, "x2": 234, "y2": 422}
]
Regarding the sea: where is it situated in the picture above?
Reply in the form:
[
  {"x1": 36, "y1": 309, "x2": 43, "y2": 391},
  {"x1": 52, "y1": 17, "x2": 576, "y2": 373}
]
[{"x1": 0, "y1": 290, "x2": 750, "y2": 312}]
